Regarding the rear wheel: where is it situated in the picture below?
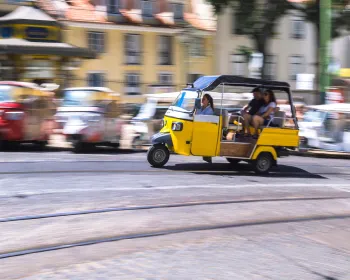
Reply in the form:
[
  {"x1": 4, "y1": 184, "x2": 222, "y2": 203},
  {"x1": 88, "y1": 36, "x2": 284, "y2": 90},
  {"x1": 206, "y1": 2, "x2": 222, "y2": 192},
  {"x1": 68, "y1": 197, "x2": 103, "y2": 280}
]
[
  {"x1": 253, "y1": 153, "x2": 273, "y2": 175},
  {"x1": 35, "y1": 140, "x2": 48, "y2": 151},
  {"x1": 6, "y1": 141, "x2": 20, "y2": 151},
  {"x1": 147, "y1": 144, "x2": 169, "y2": 168},
  {"x1": 72, "y1": 141, "x2": 91, "y2": 153}
]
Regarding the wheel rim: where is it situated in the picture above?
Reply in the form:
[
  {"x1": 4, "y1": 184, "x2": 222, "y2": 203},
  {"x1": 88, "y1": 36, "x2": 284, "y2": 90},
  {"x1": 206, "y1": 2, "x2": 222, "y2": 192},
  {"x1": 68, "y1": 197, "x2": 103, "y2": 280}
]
[
  {"x1": 257, "y1": 157, "x2": 270, "y2": 171},
  {"x1": 153, "y1": 148, "x2": 166, "y2": 163}
]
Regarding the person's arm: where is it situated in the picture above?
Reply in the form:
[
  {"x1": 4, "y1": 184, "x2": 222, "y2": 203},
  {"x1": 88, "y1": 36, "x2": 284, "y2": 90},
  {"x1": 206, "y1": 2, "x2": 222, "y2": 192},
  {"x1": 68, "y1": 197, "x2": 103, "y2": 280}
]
[
  {"x1": 261, "y1": 103, "x2": 276, "y2": 119},
  {"x1": 242, "y1": 101, "x2": 252, "y2": 113}
]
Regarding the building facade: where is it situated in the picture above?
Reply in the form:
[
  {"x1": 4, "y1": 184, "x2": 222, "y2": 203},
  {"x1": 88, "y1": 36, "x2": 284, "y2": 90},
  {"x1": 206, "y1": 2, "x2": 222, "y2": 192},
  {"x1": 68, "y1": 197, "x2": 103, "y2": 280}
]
[
  {"x1": 215, "y1": 8, "x2": 317, "y2": 91},
  {"x1": 36, "y1": 0, "x2": 216, "y2": 103}
]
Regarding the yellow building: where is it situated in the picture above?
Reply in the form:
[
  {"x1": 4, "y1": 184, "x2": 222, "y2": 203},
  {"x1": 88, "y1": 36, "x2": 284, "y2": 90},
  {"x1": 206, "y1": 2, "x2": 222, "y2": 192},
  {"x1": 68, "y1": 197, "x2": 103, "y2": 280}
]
[{"x1": 36, "y1": 0, "x2": 216, "y2": 103}]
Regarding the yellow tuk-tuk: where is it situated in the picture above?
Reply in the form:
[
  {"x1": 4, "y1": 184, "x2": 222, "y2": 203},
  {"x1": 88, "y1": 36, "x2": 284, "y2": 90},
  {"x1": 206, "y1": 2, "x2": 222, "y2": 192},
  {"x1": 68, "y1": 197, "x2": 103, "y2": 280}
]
[{"x1": 147, "y1": 75, "x2": 299, "y2": 174}]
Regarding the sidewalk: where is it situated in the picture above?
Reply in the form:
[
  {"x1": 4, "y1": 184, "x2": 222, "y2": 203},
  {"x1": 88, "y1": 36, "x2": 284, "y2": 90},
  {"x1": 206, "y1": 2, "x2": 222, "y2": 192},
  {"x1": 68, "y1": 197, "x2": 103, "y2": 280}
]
[{"x1": 291, "y1": 149, "x2": 350, "y2": 160}]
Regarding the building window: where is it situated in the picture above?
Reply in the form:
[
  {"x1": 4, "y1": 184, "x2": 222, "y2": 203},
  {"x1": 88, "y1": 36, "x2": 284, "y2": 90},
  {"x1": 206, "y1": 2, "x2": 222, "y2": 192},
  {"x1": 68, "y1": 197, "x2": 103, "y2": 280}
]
[
  {"x1": 158, "y1": 73, "x2": 173, "y2": 85},
  {"x1": 291, "y1": 19, "x2": 305, "y2": 39},
  {"x1": 125, "y1": 34, "x2": 142, "y2": 65},
  {"x1": 173, "y1": 3, "x2": 184, "y2": 20},
  {"x1": 125, "y1": 73, "x2": 141, "y2": 95},
  {"x1": 158, "y1": 36, "x2": 172, "y2": 65},
  {"x1": 87, "y1": 72, "x2": 105, "y2": 87},
  {"x1": 107, "y1": 0, "x2": 120, "y2": 13},
  {"x1": 142, "y1": 0, "x2": 153, "y2": 17},
  {"x1": 289, "y1": 55, "x2": 304, "y2": 81},
  {"x1": 190, "y1": 37, "x2": 205, "y2": 57},
  {"x1": 265, "y1": 55, "x2": 277, "y2": 80},
  {"x1": 88, "y1": 31, "x2": 105, "y2": 53},
  {"x1": 231, "y1": 54, "x2": 246, "y2": 76}
]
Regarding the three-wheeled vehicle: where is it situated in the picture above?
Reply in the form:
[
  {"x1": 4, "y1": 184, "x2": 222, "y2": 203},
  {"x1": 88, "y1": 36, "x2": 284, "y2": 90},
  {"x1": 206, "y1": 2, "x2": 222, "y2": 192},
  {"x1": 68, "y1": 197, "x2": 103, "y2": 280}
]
[
  {"x1": 299, "y1": 103, "x2": 350, "y2": 152},
  {"x1": 0, "y1": 81, "x2": 57, "y2": 150},
  {"x1": 55, "y1": 87, "x2": 124, "y2": 152},
  {"x1": 147, "y1": 75, "x2": 300, "y2": 174}
]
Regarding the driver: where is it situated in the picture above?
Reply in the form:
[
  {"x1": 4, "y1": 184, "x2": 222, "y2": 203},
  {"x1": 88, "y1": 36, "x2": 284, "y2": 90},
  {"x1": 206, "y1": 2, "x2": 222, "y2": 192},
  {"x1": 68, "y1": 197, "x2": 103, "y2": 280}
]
[{"x1": 196, "y1": 94, "x2": 215, "y2": 115}]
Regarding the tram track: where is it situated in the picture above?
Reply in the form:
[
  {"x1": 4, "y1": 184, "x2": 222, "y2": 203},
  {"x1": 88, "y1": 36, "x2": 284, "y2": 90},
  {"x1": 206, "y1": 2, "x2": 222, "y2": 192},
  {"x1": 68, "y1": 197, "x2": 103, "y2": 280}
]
[
  {"x1": 1, "y1": 195, "x2": 350, "y2": 223},
  {"x1": 1, "y1": 211, "x2": 350, "y2": 260}
]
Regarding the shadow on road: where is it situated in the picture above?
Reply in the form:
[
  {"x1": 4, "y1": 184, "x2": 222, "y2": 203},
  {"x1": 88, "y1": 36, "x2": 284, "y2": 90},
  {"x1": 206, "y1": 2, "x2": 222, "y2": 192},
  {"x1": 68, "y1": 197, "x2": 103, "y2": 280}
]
[{"x1": 164, "y1": 163, "x2": 326, "y2": 179}]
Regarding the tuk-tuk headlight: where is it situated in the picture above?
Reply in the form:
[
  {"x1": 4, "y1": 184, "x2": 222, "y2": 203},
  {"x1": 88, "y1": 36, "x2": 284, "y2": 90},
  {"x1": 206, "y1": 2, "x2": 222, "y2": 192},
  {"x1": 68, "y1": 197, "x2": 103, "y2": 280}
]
[
  {"x1": 161, "y1": 119, "x2": 167, "y2": 128},
  {"x1": 172, "y1": 122, "x2": 183, "y2": 131}
]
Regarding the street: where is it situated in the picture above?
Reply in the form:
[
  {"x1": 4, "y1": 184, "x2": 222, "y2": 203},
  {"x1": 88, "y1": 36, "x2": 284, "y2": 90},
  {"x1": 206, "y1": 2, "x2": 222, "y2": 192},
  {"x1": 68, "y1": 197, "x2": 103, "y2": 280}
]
[{"x1": 0, "y1": 148, "x2": 350, "y2": 279}]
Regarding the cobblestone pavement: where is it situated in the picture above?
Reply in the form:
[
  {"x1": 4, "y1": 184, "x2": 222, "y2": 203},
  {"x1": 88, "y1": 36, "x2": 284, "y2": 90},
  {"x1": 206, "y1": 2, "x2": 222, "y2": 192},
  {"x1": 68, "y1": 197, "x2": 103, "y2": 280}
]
[{"x1": 18, "y1": 220, "x2": 350, "y2": 280}]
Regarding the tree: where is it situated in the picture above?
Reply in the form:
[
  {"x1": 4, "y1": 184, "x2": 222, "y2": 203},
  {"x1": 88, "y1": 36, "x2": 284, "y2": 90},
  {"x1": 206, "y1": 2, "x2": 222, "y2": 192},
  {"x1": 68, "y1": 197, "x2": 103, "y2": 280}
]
[
  {"x1": 206, "y1": 0, "x2": 294, "y2": 79},
  {"x1": 292, "y1": 0, "x2": 350, "y2": 95}
]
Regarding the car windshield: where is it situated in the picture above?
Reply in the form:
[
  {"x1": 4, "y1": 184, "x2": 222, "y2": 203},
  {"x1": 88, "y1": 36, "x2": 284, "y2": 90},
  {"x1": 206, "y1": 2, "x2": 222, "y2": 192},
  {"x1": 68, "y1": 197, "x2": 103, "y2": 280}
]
[
  {"x1": 0, "y1": 85, "x2": 15, "y2": 102},
  {"x1": 172, "y1": 91, "x2": 199, "y2": 112},
  {"x1": 62, "y1": 90, "x2": 99, "y2": 107},
  {"x1": 303, "y1": 110, "x2": 326, "y2": 122}
]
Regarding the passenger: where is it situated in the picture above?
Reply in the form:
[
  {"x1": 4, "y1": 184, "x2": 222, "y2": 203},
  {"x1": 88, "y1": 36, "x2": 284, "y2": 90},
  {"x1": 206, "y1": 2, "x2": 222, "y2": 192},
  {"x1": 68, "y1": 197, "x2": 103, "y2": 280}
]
[
  {"x1": 241, "y1": 87, "x2": 264, "y2": 136},
  {"x1": 251, "y1": 89, "x2": 277, "y2": 139},
  {"x1": 197, "y1": 94, "x2": 215, "y2": 115}
]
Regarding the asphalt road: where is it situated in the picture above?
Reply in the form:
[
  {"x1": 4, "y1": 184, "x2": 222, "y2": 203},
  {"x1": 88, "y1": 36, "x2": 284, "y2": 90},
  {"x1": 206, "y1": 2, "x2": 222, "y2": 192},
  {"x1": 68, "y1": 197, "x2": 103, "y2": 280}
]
[{"x1": 0, "y1": 148, "x2": 350, "y2": 279}]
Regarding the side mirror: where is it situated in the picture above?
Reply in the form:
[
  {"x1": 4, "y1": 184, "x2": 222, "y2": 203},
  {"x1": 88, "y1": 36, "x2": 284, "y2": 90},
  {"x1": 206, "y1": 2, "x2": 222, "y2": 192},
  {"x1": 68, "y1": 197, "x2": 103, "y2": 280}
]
[{"x1": 195, "y1": 98, "x2": 201, "y2": 110}]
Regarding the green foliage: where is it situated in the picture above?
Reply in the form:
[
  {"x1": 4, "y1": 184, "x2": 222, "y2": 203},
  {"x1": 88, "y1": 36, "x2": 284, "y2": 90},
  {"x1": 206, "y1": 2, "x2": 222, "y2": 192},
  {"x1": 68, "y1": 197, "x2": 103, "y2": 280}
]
[{"x1": 294, "y1": 0, "x2": 350, "y2": 39}]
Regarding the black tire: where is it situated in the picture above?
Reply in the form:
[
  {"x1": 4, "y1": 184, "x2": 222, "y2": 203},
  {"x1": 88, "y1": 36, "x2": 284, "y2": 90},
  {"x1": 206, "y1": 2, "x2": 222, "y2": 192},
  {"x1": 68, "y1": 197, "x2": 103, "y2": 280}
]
[
  {"x1": 72, "y1": 142, "x2": 86, "y2": 153},
  {"x1": 226, "y1": 158, "x2": 241, "y2": 165},
  {"x1": 6, "y1": 141, "x2": 20, "y2": 151},
  {"x1": 147, "y1": 144, "x2": 170, "y2": 168},
  {"x1": 253, "y1": 153, "x2": 273, "y2": 175},
  {"x1": 35, "y1": 140, "x2": 48, "y2": 151}
]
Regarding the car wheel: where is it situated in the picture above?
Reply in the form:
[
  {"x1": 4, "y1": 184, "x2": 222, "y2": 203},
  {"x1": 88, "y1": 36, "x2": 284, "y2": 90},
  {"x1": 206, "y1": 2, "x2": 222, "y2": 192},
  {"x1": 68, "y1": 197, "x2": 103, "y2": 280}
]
[
  {"x1": 253, "y1": 153, "x2": 273, "y2": 175},
  {"x1": 147, "y1": 144, "x2": 170, "y2": 168}
]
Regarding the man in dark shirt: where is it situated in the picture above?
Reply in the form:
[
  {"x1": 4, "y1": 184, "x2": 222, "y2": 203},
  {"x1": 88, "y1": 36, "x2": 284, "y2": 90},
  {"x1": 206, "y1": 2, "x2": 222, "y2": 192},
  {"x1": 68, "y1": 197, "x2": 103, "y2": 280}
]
[{"x1": 242, "y1": 87, "x2": 264, "y2": 135}]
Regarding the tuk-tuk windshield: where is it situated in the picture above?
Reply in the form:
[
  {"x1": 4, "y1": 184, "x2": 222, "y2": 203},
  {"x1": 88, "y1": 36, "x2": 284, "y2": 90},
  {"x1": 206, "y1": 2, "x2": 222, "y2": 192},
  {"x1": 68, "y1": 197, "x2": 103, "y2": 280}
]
[
  {"x1": 303, "y1": 110, "x2": 327, "y2": 123},
  {"x1": 62, "y1": 90, "x2": 100, "y2": 107},
  {"x1": 0, "y1": 85, "x2": 15, "y2": 102},
  {"x1": 172, "y1": 91, "x2": 198, "y2": 112}
]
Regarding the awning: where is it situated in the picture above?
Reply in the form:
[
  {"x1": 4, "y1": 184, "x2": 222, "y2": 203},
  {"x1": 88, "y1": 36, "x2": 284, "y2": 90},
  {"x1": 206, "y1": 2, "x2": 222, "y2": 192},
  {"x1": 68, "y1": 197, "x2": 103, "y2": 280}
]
[{"x1": 0, "y1": 38, "x2": 95, "y2": 58}]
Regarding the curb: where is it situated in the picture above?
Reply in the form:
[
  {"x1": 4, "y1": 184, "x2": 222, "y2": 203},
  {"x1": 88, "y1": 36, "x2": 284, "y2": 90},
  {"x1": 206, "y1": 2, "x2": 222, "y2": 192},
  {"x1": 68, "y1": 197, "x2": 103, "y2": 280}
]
[{"x1": 290, "y1": 150, "x2": 350, "y2": 160}]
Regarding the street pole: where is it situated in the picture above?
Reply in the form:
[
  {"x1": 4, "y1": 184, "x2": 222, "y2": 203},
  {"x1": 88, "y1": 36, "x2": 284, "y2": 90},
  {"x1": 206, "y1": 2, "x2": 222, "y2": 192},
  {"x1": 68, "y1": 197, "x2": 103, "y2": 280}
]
[{"x1": 319, "y1": 0, "x2": 331, "y2": 104}]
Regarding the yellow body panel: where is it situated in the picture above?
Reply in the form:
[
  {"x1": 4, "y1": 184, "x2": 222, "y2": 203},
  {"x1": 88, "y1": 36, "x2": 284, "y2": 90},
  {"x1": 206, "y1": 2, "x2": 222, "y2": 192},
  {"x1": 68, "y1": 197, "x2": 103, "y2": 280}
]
[
  {"x1": 252, "y1": 146, "x2": 278, "y2": 160},
  {"x1": 256, "y1": 128, "x2": 299, "y2": 147},
  {"x1": 161, "y1": 116, "x2": 194, "y2": 156},
  {"x1": 191, "y1": 119, "x2": 221, "y2": 157}
]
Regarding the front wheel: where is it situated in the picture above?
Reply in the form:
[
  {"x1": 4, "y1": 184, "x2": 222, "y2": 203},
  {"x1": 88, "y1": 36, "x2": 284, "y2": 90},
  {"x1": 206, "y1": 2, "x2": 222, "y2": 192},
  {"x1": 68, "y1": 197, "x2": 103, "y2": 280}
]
[
  {"x1": 253, "y1": 153, "x2": 273, "y2": 175},
  {"x1": 147, "y1": 144, "x2": 170, "y2": 168}
]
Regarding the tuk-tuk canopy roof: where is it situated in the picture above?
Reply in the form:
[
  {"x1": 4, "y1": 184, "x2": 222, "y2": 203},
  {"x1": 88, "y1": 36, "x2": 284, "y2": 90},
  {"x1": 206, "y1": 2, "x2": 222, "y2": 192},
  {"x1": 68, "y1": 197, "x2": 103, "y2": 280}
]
[{"x1": 190, "y1": 75, "x2": 291, "y2": 92}]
